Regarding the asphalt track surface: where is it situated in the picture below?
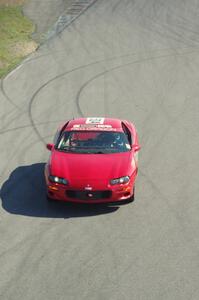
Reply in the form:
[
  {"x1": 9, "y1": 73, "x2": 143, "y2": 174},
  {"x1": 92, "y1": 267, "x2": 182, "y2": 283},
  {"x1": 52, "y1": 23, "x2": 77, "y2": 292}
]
[{"x1": 1, "y1": 1, "x2": 199, "y2": 299}]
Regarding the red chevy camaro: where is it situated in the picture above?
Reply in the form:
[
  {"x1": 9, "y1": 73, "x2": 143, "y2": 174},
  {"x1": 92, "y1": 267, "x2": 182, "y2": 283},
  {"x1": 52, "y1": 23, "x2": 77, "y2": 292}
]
[{"x1": 45, "y1": 117, "x2": 140, "y2": 204}]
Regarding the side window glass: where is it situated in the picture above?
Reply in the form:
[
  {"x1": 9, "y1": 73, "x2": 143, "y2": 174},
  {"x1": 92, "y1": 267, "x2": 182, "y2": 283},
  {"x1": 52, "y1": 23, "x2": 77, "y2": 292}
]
[
  {"x1": 122, "y1": 123, "x2": 132, "y2": 145},
  {"x1": 54, "y1": 121, "x2": 69, "y2": 145}
]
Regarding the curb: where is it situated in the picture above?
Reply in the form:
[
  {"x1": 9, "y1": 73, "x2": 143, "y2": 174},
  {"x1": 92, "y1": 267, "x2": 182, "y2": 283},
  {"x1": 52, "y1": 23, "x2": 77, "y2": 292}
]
[
  {"x1": 1, "y1": 0, "x2": 98, "y2": 79},
  {"x1": 46, "y1": 0, "x2": 98, "y2": 41}
]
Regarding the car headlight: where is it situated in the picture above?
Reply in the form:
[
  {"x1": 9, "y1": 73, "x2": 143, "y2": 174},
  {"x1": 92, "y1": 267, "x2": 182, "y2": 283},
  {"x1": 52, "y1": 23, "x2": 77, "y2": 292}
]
[
  {"x1": 110, "y1": 176, "x2": 130, "y2": 185},
  {"x1": 49, "y1": 175, "x2": 68, "y2": 185}
]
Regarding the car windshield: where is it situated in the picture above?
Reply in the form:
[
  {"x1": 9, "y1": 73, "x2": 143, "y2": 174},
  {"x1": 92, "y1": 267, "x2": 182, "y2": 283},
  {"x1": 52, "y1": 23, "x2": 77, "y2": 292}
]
[{"x1": 56, "y1": 131, "x2": 131, "y2": 154}]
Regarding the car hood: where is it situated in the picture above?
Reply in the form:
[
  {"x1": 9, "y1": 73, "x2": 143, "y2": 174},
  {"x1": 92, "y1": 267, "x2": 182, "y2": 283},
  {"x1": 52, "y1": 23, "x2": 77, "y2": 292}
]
[{"x1": 49, "y1": 150, "x2": 134, "y2": 188}]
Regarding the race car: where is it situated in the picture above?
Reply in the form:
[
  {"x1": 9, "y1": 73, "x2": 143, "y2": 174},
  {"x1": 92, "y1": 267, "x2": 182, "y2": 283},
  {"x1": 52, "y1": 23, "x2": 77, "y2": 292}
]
[{"x1": 44, "y1": 117, "x2": 140, "y2": 204}]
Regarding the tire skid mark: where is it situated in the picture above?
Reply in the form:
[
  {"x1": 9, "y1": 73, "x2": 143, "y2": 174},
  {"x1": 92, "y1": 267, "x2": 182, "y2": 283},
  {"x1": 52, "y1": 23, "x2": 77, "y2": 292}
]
[
  {"x1": 158, "y1": 1, "x2": 199, "y2": 37},
  {"x1": 75, "y1": 49, "x2": 199, "y2": 117},
  {"x1": 28, "y1": 50, "x2": 153, "y2": 143},
  {"x1": 0, "y1": 119, "x2": 66, "y2": 135},
  {"x1": 28, "y1": 49, "x2": 199, "y2": 146},
  {"x1": 4, "y1": 52, "x2": 141, "y2": 144},
  {"x1": 9, "y1": 44, "x2": 199, "y2": 69},
  {"x1": 138, "y1": 0, "x2": 199, "y2": 48},
  {"x1": 0, "y1": 0, "x2": 98, "y2": 113},
  {"x1": 0, "y1": 110, "x2": 28, "y2": 134},
  {"x1": 1, "y1": 49, "x2": 197, "y2": 150},
  {"x1": 28, "y1": 59, "x2": 107, "y2": 144},
  {"x1": 0, "y1": 78, "x2": 22, "y2": 111},
  {"x1": 111, "y1": 0, "x2": 123, "y2": 13},
  {"x1": 2, "y1": 46, "x2": 198, "y2": 121},
  {"x1": 0, "y1": 108, "x2": 20, "y2": 130}
]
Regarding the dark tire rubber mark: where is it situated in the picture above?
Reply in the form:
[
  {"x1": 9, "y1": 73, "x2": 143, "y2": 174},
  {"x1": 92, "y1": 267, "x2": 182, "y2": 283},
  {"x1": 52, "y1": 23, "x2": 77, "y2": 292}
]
[
  {"x1": 75, "y1": 49, "x2": 198, "y2": 117},
  {"x1": 28, "y1": 49, "x2": 198, "y2": 145},
  {"x1": 0, "y1": 79, "x2": 22, "y2": 111}
]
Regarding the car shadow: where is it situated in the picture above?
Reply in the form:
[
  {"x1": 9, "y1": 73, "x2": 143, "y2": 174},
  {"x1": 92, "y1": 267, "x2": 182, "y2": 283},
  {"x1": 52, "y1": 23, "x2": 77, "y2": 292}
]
[{"x1": 0, "y1": 163, "x2": 119, "y2": 218}]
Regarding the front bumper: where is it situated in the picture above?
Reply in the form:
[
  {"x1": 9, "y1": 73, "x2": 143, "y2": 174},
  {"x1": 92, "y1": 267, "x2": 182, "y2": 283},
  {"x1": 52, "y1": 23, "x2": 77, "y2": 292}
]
[
  {"x1": 44, "y1": 164, "x2": 136, "y2": 203},
  {"x1": 45, "y1": 179, "x2": 135, "y2": 204}
]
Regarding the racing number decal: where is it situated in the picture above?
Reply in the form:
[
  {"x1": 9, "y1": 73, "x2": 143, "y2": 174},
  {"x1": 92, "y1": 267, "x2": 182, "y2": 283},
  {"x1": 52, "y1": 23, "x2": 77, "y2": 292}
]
[{"x1": 86, "y1": 118, "x2": 105, "y2": 124}]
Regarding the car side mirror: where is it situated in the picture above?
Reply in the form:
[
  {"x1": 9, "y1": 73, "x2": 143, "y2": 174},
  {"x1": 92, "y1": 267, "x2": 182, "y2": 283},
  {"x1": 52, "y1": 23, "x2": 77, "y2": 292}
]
[
  {"x1": 133, "y1": 144, "x2": 141, "y2": 152},
  {"x1": 46, "y1": 143, "x2": 54, "y2": 151}
]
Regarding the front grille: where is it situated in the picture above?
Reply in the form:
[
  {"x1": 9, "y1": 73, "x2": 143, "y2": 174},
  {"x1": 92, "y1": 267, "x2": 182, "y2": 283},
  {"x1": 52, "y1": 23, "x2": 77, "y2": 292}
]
[{"x1": 66, "y1": 190, "x2": 112, "y2": 200}]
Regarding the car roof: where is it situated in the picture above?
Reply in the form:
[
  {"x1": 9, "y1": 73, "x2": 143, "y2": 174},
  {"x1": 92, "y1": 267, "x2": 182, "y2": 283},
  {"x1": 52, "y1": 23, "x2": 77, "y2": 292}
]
[{"x1": 66, "y1": 117, "x2": 123, "y2": 131}]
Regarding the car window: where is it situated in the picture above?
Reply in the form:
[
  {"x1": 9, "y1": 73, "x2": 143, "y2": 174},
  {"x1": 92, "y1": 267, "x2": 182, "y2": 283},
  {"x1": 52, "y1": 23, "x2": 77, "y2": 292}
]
[
  {"x1": 54, "y1": 121, "x2": 69, "y2": 145},
  {"x1": 56, "y1": 131, "x2": 131, "y2": 154},
  {"x1": 122, "y1": 123, "x2": 132, "y2": 145}
]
